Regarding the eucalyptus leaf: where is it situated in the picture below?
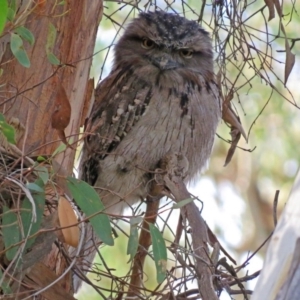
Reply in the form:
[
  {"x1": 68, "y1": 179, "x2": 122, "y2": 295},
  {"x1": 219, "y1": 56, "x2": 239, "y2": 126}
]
[
  {"x1": 172, "y1": 198, "x2": 194, "y2": 209},
  {"x1": 51, "y1": 142, "x2": 66, "y2": 157},
  {"x1": 37, "y1": 156, "x2": 46, "y2": 162},
  {"x1": 2, "y1": 206, "x2": 20, "y2": 261},
  {"x1": 46, "y1": 22, "x2": 57, "y2": 53},
  {"x1": 6, "y1": 0, "x2": 16, "y2": 21},
  {"x1": 47, "y1": 52, "x2": 60, "y2": 65},
  {"x1": 26, "y1": 182, "x2": 44, "y2": 193},
  {"x1": 15, "y1": 26, "x2": 35, "y2": 45},
  {"x1": 149, "y1": 224, "x2": 167, "y2": 283},
  {"x1": 127, "y1": 219, "x2": 140, "y2": 261},
  {"x1": 67, "y1": 177, "x2": 114, "y2": 246},
  {"x1": 10, "y1": 33, "x2": 30, "y2": 68},
  {"x1": 0, "y1": 113, "x2": 16, "y2": 144},
  {"x1": 6, "y1": 7, "x2": 14, "y2": 21},
  {"x1": 34, "y1": 165, "x2": 49, "y2": 184},
  {"x1": 0, "y1": 269, "x2": 12, "y2": 294}
]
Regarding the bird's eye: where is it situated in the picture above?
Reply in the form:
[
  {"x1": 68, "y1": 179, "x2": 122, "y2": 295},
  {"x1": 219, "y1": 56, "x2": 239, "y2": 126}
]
[
  {"x1": 141, "y1": 38, "x2": 155, "y2": 49},
  {"x1": 179, "y1": 49, "x2": 193, "y2": 58}
]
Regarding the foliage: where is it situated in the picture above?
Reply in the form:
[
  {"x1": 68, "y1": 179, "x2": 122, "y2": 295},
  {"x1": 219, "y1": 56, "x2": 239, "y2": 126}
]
[
  {"x1": 82, "y1": 0, "x2": 300, "y2": 298},
  {"x1": 0, "y1": 0, "x2": 61, "y2": 70},
  {"x1": 0, "y1": 0, "x2": 299, "y2": 299},
  {"x1": 0, "y1": 113, "x2": 16, "y2": 144},
  {"x1": 67, "y1": 177, "x2": 114, "y2": 246},
  {"x1": 0, "y1": 160, "x2": 47, "y2": 288}
]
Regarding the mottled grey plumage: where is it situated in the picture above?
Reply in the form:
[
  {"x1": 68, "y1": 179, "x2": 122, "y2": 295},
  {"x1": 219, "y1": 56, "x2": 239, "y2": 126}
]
[
  {"x1": 73, "y1": 10, "x2": 222, "y2": 290},
  {"x1": 80, "y1": 11, "x2": 221, "y2": 215}
]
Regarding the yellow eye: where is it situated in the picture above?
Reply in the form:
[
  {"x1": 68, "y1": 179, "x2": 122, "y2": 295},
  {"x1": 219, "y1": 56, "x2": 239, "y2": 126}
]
[
  {"x1": 180, "y1": 49, "x2": 193, "y2": 58},
  {"x1": 141, "y1": 38, "x2": 155, "y2": 49}
]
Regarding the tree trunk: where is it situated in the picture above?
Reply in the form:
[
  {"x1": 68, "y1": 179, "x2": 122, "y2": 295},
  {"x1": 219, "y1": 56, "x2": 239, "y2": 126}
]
[
  {"x1": 252, "y1": 169, "x2": 300, "y2": 300},
  {"x1": 0, "y1": 1, "x2": 103, "y2": 299}
]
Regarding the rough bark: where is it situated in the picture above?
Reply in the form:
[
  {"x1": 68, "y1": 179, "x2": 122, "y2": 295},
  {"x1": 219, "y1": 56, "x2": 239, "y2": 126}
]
[{"x1": 0, "y1": 1, "x2": 103, "y2": 298}]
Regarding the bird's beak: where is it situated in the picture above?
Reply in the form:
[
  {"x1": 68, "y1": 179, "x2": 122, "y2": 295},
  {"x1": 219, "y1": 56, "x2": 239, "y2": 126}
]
[{"x1": 151, "y1": 55, "x2": 179, "y2": 70}]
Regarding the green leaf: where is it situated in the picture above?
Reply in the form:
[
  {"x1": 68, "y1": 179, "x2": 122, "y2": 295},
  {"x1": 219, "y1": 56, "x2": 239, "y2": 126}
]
[
  {"x1": 20, "y1": 179, "x2": 45, "y2": 250},
  {"x1": 0, "y1": 0, "x2": 8, "y2": 35},
  {"x1": 127, "y1": 226, "x2": 138, "y2": 261},
  {"x1": 172, "y1": 198, "x2": 194, "y2": 209},
  {"x1": 33, "y1": 165, "x2": 49, "y2": 184},
  {"x1": 127, "y1": 217, "x2": 142, "y2": 261},
  {"x1": 130, "y1": 216, "x2": 143, "y2": 225},
  {"x1": 47, "y1": 53, "x2": 60, "y2": 65},
  {"x1": 6, "y1": 7, "x2": 14, "y2": 22},
  {"x1": 37, "y1": 156, "x2": 46, "y2": 162},
  {"x1": 149, "y1": 224, "x2": 167, "y2": 283},
  {"x1": 0, "y1": 269, "x2": 12, "y2": 294},
  {"x1": 8, "y1": 0, "x2": 16, "y2": 13},
  {"x1": 26, "y1": 182, "x2": 44, "y2": 193},
  {"x1": 51, "y1": 142, "x2": 66, "y2": 157},
  {"x1": 10, "y1": 33, "x2": 30, "y2": 68},
  {"x1": 45, "y1": 23, "x2": 60, "y2": 65},
  {"x1": 66, "y1": 177, "x2": 114, "y2": 246},
  {"x1": 2, "y1": 206, "x2": 20, "y2": 260},
  {"x1": 15, "y1": 26, "x2": 35, "y2": 45},
  {"x1": 0, "y1": 113, "x2": 16, "y2": 144},
  {"x1": 10, "y1": 33, "x2": 24, "y2": 56},
  {"x1": 46, "y1": 22, "x2": 57, "y2": 52},
  {"x1": 6, "y1": 0, "x2": 16, "y2": 21}
]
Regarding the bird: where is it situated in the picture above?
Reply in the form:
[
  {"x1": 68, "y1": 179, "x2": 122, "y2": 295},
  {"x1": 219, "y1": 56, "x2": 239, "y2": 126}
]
[
  {"x1": 80, "y1": 10, "x2": 221, "y2": 213},
  {"x1": 74, "y1": 10, "x2": 221, "y2": 289}
]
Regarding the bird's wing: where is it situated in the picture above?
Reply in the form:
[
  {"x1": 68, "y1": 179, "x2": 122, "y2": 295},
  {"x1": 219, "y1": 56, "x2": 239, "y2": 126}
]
[{"x1": 80, "y1": 68, "x2": 152, "y2": 185}]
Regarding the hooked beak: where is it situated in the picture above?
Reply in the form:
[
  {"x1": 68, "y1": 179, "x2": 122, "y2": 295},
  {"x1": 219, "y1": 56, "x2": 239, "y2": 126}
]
[{"x1": 150, "y1": 55, "x2": 179, "y2": 70}]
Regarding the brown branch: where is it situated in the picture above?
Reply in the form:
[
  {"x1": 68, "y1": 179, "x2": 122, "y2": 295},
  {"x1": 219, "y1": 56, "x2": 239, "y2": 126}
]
[
  {"x1": 127, "y1": 196, "x2": 161, "y2": 297},
  {"x1": 162, "y1": 153, "x2": 219, "y2": 300}
]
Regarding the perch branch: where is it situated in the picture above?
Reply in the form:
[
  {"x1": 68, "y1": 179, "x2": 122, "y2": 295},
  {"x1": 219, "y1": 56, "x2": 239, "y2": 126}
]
[
  {"x1": 127, "y1": 196, "x2": 161, "y2": 297},
  {"x1": 161, "y1": 153, "x2": 218, "y2": 300}
]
